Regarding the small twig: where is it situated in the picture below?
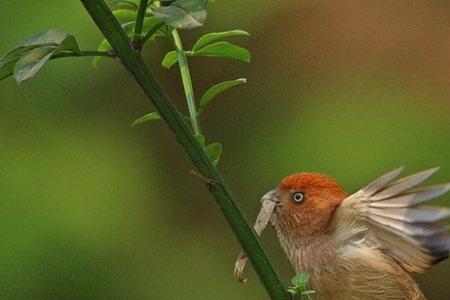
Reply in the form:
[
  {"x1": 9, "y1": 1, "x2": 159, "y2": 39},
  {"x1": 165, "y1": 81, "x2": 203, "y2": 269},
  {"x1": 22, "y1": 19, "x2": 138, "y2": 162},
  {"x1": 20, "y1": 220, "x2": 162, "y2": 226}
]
[
  {"x1": 190, "y1": 170, "x2": 217, "y2": 187},
  {"x1": 51, "y1": 50, "x2": 114, "y2": 59},
  {"x1": 172, "y1": 29, "x2": 202, "y2": 136},
  {"x1": 140, "y1": 21, "x2": 164, "y2": 48},
  {"x1": 132, "y1": 0, "x2": 149, "y2": 48}
]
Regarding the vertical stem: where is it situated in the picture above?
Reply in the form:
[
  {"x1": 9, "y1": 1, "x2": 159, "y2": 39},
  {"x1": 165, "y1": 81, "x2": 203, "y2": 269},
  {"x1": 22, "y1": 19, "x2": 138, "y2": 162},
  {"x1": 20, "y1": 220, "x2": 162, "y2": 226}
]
[
  {"x1": 171, "y1": 29, "x2": 201, "y2": 136},
  {"x1": 133, "y1": 0, "x2": 149, "y2": 46},
  {"x1": 141, "y1": 21, "x2": 164, "y2": 46},
  {"x1": 80, "y1": 1, "x2": 290, "y2": 299}
]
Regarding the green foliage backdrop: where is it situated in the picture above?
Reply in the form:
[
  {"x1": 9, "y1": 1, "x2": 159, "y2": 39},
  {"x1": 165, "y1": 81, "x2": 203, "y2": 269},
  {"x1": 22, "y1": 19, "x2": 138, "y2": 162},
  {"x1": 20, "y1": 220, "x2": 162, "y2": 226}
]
[{"x1": 1, "y1": 1, "x2": 449, "y2": 299}]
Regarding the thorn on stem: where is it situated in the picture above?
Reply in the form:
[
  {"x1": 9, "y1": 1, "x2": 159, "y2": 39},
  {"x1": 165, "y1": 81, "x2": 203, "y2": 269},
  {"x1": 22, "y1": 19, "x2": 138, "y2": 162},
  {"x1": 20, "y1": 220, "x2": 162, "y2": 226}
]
[{"x1": 190, "y1": 170, "x2": 217, "y2": 187}]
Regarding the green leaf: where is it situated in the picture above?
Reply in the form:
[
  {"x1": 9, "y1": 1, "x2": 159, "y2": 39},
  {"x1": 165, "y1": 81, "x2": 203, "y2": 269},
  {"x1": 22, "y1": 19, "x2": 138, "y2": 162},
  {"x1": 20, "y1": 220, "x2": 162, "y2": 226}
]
[
  {"x1": 93, "y1": 39, "x2": 112, "y2": 67},
  {"x1": 16, "y1": 30, "x2": 79, "y2": 52},
  {"x1": 153, "y1": 0, "x2": 207, "y2": 29},
  {"x1": 205, "y1": 143, "x2": 222, "y2": 166},
  {"x1": 112, "y1": 0, "x2": 139, "y2": 3},
  {"x1": 112, "y1": 9, "x2": 138, "y2": 22},
  {"x1": 121, "y1": 21, "x2": 137, "y2": 35},
  {"x1": 13, "y1": 46, "x2": 57, "y2": 83},
  {"x1": 161, "y1": 50, "x2": 178, "y2": 69},
  {"x1": 132, "y1": 111, "x2": 162, "y2": 127},
  {"x1": 142, "y1": 16, "x2": 161, "y2": 29},
  {"x1": 116, "y1": 2, "x2": 137, "y2": 9},
  {"x1": 2, "y1": 45, "x2": 53, "y2": 64},
  {"x1": 58, "y1": 35, "x2": 80, "y2": 52},
  {"x1": 291, "y1": 273, "x2": 309, "y2": 287},
  {"x1": 0, "y1": 30, "x2": 86, "y2": 82},
  {"x1": 301, "y1": 290, "x2": 316, "y2": 295},
  {"x1": 141, "y1": 17, "x2": 167, "y2": 39},
  {"x1": 194, "y1": 134, "x2": 205, "y2": 147},
  {"x1": 198, "y1": 78, "x2": 246, "y2": 114},
  {"x1": 111, "y1": 0, "x2": 140, "y2": 7},
  {"x1": 192, "y1": 30, "x2": 249, "y2": 52},
  {"x1": 0, "y1": 29, "x2": 80, "y2": 82},
  {"x1": 1, "y1": 46, "x2": 43, "y2": 81},
  {"x1": 0, "y1": 57, "x2": 19, "y2": 81},
  {"x1": 193, "y1": 41, "x2": 251, "y2": 62}
]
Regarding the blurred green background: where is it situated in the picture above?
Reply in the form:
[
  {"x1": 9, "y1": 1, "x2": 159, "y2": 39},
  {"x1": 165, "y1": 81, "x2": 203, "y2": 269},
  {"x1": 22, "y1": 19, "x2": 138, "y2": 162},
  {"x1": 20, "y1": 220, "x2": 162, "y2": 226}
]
[{"x1": 1, "y1": 1, "x2": 450, "y2": 299}]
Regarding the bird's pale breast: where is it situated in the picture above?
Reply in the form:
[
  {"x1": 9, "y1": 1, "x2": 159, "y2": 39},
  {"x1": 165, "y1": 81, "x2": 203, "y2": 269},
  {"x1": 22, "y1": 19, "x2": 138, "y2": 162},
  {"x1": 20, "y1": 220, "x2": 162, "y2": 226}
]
[{"x1": 312, "y1": 246, "x2": 426, "y2": 300}]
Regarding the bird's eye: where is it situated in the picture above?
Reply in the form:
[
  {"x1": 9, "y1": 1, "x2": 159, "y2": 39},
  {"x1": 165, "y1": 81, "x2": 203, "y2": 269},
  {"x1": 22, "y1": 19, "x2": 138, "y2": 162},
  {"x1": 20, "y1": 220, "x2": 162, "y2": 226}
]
[{"x1": 292, "y1": 192, "x2": 304, "y2": 203}]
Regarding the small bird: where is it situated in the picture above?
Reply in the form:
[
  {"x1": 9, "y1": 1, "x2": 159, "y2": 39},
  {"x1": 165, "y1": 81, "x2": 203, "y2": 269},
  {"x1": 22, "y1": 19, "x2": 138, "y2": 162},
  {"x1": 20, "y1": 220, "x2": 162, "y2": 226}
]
[{"x1": 267, "y1": 167, "x2": 450, "y2": 300}]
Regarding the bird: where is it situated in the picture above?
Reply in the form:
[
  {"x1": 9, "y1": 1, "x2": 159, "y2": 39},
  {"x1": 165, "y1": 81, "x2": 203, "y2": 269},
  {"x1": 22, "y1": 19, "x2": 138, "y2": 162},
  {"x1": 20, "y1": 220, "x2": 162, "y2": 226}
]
[{"x1": 267, "y1": 166, "x2": 450, "y2": 300}]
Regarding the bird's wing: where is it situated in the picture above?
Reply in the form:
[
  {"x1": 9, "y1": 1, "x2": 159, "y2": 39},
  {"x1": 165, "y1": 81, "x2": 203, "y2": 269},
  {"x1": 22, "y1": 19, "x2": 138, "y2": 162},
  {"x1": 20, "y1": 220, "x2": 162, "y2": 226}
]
[{"x1": 336, "y1": 166, "x2": 450, "y2": 273}]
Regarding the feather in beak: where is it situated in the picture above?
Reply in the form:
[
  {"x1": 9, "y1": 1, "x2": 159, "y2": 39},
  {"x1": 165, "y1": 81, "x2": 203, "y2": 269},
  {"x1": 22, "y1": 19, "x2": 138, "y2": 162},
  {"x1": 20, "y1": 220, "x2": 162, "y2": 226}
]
[{"x1": 233, "y1": 190, "x2": 278, "y2": 282}]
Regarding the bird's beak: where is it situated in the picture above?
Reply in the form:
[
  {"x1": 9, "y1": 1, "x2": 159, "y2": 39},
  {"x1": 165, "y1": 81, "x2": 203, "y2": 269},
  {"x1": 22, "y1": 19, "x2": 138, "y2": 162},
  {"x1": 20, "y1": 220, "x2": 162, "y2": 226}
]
[{"x1": 261, "y1": 189, "x2": 281, "y2": 204}]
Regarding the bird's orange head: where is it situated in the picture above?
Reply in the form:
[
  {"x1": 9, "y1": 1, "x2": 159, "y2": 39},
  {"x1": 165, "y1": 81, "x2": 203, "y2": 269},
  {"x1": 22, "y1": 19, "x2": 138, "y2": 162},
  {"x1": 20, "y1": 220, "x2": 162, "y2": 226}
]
[{"x1": 273, "y1": 172, "x2": 348, "y2": 239}]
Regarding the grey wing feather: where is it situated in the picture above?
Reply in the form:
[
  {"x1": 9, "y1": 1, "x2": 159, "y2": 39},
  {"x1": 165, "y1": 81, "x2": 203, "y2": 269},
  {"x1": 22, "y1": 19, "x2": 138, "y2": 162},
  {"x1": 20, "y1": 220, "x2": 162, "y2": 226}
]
[
  {"x1": 371, "y1": 167, "x2": 440, "y2": 200},
  {"x1": 369, "y1": 183, "x2": 450, "y2": 208},
  {"x1": 345, "y1": 167, "x2": 450, "y2": 273},
  {"x1": 368, "y1": 206, "x2": 450, "y2": 223},
  {"x1": 362, "y1": 166, "x2": 404, "y2": 196}
]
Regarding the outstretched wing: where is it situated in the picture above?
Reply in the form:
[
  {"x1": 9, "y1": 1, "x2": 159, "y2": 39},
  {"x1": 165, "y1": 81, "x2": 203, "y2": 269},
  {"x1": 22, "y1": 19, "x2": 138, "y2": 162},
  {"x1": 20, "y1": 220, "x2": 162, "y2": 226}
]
[{"x1": 337, "y1": 166, "x2": 450, "y2": 273}]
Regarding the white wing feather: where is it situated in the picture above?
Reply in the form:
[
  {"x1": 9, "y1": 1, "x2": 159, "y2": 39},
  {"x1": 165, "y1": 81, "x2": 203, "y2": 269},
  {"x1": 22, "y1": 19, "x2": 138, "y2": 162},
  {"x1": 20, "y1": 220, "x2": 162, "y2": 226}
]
[{"x1": 337, "y1": 167, "x2": 450, "y2": 273}]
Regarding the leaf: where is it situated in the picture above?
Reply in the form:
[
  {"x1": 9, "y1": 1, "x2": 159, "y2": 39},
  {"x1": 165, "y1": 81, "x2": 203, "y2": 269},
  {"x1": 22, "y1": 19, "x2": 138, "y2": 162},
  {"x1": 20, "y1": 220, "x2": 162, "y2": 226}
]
[
  {"x1": 2, "y1": 45, "x2": 52, "y2": 64},
  {"x1": 194, "y1": 134, "x2": 205, "y2": 147},
  {"x1": 0, "y1": 57, "x2": 19, "y2": 80},
  {"x1": 111, "y1": 0, "x2": 140, "y2": 7},
  {"x1": 192, "y1": 30, "x2": 249, "y2": 52},
  {"x1": 1, "y1": 46, "x2": 42, "y2": 80},
  {"x1": 142, "y1": 17, "x2": 162, "y2": 30},
  {"x1": 16, "y1": 29, "x2": 79, "y2": 52},
  {"x1": 205, "y1": 143, "x2": 222, "y2": 166},
  {"x1": 112, "y1": 0, "x2": 139, "y2": 3},
  {"x1": 0, "y1": 29, "x2": 80, "y2": 82},
  {"x1": 161, "y1": 50, "x2": 178, "y2": 69},
  {"x1": 156, "y1": 23, "x2": 173, "y2": 38},
  {"x1": 198, "y1": 78, "x2": 246, "y2": 114},
  {"x1": 116, "y1": 2, "x2": 136, "y2": 9},
  {"x1": 13, "y1": 46, "x2": 57, "y2": 83},
  {"x1": 291, "y1": 273, "x2": 309, "y2": 287},
  {"x1": 153, "y1": 0, "x2": 207, "y2": 29},
  {"x1": 141, "y1": 17, "x2": 167, "y2": 39},
  {"x1": 132, "y1": 111, "x2": 162, "y2": 127},
  {"x1": 93, "y1": 39, "x2": 112, "y2": 67},
  {"x1": 301, "y1": 290, "x2": 316, "y2": 295},
  {"x1": 5, "y1": 30, "x2": 81, "y2": 83},
  {"x1": 121, "y1": 21, "x2": 138, "y2": 35},
  {"x1": 58, "y1": 35, "x2": 80, "y2": 52},
  {"x1": 193, "y1": 41, "x2": 251, "y2": 62},
  {"x1": 112, "y1": 9, "x2": 138, "y2": 22}
]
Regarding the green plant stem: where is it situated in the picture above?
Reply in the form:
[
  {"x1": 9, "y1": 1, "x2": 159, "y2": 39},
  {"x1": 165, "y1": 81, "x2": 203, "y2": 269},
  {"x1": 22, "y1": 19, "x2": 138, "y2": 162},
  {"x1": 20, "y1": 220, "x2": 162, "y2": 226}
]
[
  {"x1": 171, "y1": 29, "x2": 201, "y2": 136},
  {"x1": 79, "y1": 1, "x2": 290, "y2": 299},
  {"x1": 52, "y1": 50, "x2": 113, "y2": 59},
  {"x1": 133, "y1": 0, "x2": 148, "y2": 46},
  {"x1": 141, "y1": 21, "x2": 164, "y2": 46}
]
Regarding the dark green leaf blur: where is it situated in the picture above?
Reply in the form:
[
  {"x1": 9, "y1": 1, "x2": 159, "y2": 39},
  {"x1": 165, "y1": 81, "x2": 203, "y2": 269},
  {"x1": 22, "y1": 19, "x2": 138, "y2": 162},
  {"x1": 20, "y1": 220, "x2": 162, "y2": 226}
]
[{"x1": 1, "y1": 1, "x2": 449, "y2": 299}]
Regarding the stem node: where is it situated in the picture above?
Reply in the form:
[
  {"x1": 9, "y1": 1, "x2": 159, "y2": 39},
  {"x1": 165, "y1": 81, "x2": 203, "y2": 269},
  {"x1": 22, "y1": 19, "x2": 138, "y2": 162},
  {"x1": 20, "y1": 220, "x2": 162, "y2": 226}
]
[{"x1": 190, "y1": 170, "x2": 218, "y2": 187}]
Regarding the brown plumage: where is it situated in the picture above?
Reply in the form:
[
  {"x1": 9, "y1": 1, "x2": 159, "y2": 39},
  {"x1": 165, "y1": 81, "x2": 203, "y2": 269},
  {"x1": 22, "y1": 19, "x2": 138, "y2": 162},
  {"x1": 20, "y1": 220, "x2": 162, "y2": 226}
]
[{"x1": 269, "y1": 167, "x2": 450, "y2": 300}]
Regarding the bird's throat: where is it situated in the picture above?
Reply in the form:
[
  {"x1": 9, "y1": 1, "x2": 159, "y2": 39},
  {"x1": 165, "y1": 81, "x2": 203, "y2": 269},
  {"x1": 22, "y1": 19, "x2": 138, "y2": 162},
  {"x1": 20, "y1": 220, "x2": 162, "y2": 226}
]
[{"x1": 272, "y1": 219, "x2": 336, "y2": 274}]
